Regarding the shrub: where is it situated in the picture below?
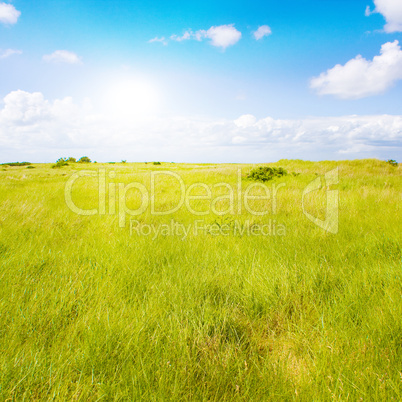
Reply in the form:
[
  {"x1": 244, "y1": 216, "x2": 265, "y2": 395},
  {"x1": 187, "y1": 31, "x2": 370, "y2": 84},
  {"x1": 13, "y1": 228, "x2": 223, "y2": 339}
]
[
  {"x1": 78, "y1": 156, "x2": 91, "y2": 163},
  {"x1": 386, "y1": 159, "x2": 398, "y2": 167},
  {"x1": 121, "y1": 160, "x2": 127, "y2": 163},
  {"x1": 247, "y1": 166, "x2": 288, "y2": 182},
  {"x1": 153, "y1": 162, "x2": 161, "y2": 165},
  {"x1": 67, "y1": 157, "x2": 76, "y2": 163},
  {"x1": 26, "y1": 166, "x2": 35, "y2": 169},
  {"x1": 52, "y1": 158, "x2": 69, "y2": 169}
]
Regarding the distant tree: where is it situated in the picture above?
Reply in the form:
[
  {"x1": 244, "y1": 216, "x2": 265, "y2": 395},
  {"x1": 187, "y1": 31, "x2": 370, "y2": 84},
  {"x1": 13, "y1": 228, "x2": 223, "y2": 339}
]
[
  {"x1": 78, "y1": 156, "x2": 91, "y2": 163},
  {"x1": 67, "y1": 157, "x2": 76, "y2": 163},
  {"x1": 386, "y1": 159, "x2": 398, "y2": 167},
  {"x1": 121, "y1": 160, "x2": 127, "y2": 163},
  {"x1": 52, "y1": 158, "x2": 69, "y2": 168}
]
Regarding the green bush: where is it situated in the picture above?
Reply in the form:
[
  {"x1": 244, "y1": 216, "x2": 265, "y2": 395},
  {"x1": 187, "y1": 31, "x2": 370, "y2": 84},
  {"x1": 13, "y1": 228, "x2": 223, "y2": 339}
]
[
  {"x1": 67, "y1": 157, "x2": 76, "y2": 163},
  {"x1": 247, "y1": 166, "x2": 288, "y2": 182},
  {"x1": 26, "y1": 166, "x2": 35, "y2": 169},
  {"x1": 153, "y1": 162, "x2": 161, "y2": 165},
  {"x1": 78, "y1": 156, "x2": 91, "y2": 163},
  {"x1": 386, "y1": 159, "x2": 398, "y2": 167},
  {"x1": 52, "y1": 158, "x2": 69, "y2": 169}
]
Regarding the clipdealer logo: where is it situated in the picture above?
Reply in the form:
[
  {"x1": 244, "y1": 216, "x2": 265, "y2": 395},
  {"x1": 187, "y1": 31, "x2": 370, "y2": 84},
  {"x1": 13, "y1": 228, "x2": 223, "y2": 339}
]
[
  {"x1": 64, "y1": 167, "x2": 339, "y2": 234},
  {"x1": 64, "y1": 169, "x2": 286, "y2": 227}
]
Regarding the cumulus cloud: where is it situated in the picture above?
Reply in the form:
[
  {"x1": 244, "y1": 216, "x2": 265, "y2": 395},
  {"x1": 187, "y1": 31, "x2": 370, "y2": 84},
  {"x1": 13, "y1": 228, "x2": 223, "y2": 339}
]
[
  {"x1": 151, "y1": 24, "x2": 242, "y2": 50},
  {"x1": 234, "y1": 114, "x2": 257, "y2": 128},
  {"x1": 0, "y1": 2, "x2": 20, "y2": 25},
  {"x1": 43, "y1": 50, "x2": 82, "y2": 64},
  {"x1": 0, "y1": 91, "x2": 401, "y2": 162},
  {"x1": 367, "y1": 0, "x2": 402, "y2": 32},
  {"x1": 310, "y1": 41, "x2": 402, "y2": 99},
  {"x1": 253, "y1": 25, "x2": 272, "y2": 40},
  {"x1": 0, "y1": 49, "x2": 22, "y2": 59},
  {"x1": 0, "y1": 91, "x2": 51, "y2": 123},
  {"x1": 200, "y1": 24, "x2": 242, "y2": 49}
]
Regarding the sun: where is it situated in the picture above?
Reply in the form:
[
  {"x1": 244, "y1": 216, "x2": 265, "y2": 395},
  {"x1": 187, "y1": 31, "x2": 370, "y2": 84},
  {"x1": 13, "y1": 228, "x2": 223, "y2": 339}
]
[{"x1": 104, "y1": 77, "x2": 160, "y2": 120}]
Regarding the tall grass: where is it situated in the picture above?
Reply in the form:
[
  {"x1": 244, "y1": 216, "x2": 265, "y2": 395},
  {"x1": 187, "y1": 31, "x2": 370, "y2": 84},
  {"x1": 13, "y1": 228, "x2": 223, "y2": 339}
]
[{"x1": 0, "y1": 159, "x2": 401, "y2": 400}]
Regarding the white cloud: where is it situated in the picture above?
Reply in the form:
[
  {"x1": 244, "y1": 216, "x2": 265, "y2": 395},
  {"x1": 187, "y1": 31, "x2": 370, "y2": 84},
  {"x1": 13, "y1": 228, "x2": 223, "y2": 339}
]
[
  {"x1": 170, "y1": 31, "x2": 192, "y2": 42},
  {"x1": 149, "y1": 36, "x2": 168, "y2": 45},
  {"x1": 310, "y1": 41, "x2": 402, "y2": 99},
  {"x1": 200, "y1": 24, "x2": 242, "y2": 49},
  {"x1": 253, "y1": 25, "x2": 272, "y2": 40},
  {"x1": 0, "y1": 91, "x2": 401, "y2": 162},
  {"x1": 0, "y1": 49, "x2": 22, "y2": 59},
  {"x1": 368, "y1": 0, "x2": 402, "y2": 32},
  {"x1": 234, "y1": 114, "x2": 257, "y2": 128},
  {"x1": 0, "y1": 2, "x2": 20, "y2": 25},
  {"x1": 153, "y1": 24, "x2": 242, "y2": 50},
  {"x1": 0, "y1": 90, "x2": 51, "y2": 123},
  {"x1": 43, "y1": 50, "x2": 82, "y2": 64}
]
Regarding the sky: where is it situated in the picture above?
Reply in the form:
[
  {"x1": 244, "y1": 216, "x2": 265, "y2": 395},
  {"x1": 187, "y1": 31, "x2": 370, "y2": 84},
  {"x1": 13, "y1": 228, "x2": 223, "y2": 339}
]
[{"x1": 0, "y1": 0, "x2": 402, "y2": 163}]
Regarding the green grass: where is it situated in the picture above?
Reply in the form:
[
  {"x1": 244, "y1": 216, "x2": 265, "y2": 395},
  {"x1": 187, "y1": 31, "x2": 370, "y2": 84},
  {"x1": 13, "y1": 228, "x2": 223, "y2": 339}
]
[{"x1": 0, "y1": 159, "x2": 401, "y2": 400}]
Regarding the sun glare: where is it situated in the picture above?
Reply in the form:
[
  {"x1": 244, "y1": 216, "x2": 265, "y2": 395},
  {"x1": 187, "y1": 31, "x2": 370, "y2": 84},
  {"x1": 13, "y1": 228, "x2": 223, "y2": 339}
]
[{"x1": 104, "y1": 78, "x2": 160, "y2": 119}]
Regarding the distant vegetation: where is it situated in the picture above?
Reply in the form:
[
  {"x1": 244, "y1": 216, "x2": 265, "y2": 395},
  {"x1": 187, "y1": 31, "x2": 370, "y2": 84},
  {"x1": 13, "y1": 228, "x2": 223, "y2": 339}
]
[
  {"x1": 247, "y1": 166, "x2": 288, "y2": 181},
  {"x1": 78, "y1": 156, "x2": 91, "y2": 163},
  {"x1": 153, "y1": 161, "x2": 162, "y2": 165},
  {"x1": 386, "y1": 159, "x2": 398, "y2": 167},
  {"x1": 52, "y1": 156, "x2": 91, "y2": 168},
  {"x1": 52, "y1": 158, "x2": 70, "y2": 168},
  {"x1": 0, "y1": 162, "x2": 31, "y2": 167}
]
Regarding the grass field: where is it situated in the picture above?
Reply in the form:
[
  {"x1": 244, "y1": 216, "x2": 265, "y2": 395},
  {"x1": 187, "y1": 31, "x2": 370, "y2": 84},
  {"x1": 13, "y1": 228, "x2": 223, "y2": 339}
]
[{"x1": 0, "y1": 159, "x2": 401, "y2": 400}]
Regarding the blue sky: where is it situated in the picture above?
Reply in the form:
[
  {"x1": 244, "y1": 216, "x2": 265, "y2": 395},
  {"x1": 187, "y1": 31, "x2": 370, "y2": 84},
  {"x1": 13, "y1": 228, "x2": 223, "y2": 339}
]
[{"x1": 0, "y1": 0, "x2": 401, "y2": 162}]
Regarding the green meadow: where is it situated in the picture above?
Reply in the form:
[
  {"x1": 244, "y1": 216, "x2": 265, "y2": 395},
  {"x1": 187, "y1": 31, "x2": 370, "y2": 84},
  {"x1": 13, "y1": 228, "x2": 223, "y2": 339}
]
[{"x1": 0, "y1": 159, "x2": 401, "y2": 400}]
